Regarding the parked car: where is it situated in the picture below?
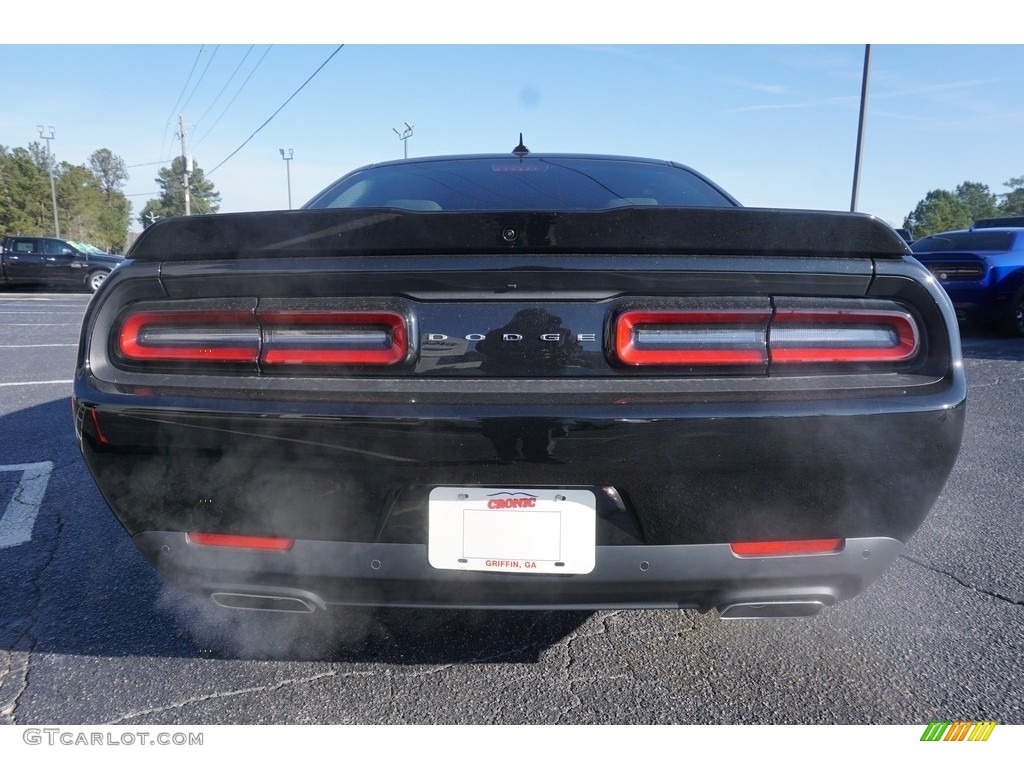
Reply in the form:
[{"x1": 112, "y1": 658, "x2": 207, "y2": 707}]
[
  {"x1": 1, "y1": 236, "x2": 123, "y2": 292},
  {"x1": 972, "y1": 215, "x2": 1024, "y2": 229},
  {"x1": 73, "y1": 150, "x2": 965, "y2": 620},
  {"x1": 910, "y1": 225, "x2": 1024, "y2": 336}
]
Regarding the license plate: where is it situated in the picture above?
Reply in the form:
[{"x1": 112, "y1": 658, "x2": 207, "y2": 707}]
[{"x1": 428, "y1": 487, "x2": 596, "y2": 574}]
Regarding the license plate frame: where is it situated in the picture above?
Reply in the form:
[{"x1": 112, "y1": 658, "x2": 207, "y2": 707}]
[{"x1": 428, "y1": 487, "x2": 596, "y2": 574}]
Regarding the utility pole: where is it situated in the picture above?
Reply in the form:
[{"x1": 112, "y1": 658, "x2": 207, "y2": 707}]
[
  {"x1": 393, "y1": 122, "x2": 414, "y2": 159},
  {"x1": 850, "y1": 44, "x2": 872, "y2": 213},
  {"x1": 36, "y1": 125, "x2": 59, "y2": 237},
  {"x1": 178, "y1": 114, "x2": 191, "y2": 216},
  {"x1": 279, "y1": 148, "x2": 294, "y2": 209}
]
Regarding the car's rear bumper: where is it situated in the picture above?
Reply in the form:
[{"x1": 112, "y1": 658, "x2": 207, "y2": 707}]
[
  {"x1": 134, "y1": 532, "x2": 904, "y2": 617},
  {"x1": 78, "y1": 398, "x2": 965, "y2": 547},
  {"x1": 949, "y1": 297, "x2": 1007, "y2": 324}
]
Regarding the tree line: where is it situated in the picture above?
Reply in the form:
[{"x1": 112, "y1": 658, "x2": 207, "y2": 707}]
[
  {"x1": 8, "y1": 139, "x2": 1016, "y2": 248},
  {"x1": 904, "y1": 177, "x2": 1024, "y2": 238},
  {"x1": 0, "y1": 144, "x2": 132, "y2": 253},
  {"x1": 1, "y1": 143, "x2": 223, "y2": 253}
]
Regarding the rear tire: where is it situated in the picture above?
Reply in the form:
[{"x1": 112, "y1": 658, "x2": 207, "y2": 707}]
[{"x1": 87, "y1": 271, "x2": 109, "y2": 293}]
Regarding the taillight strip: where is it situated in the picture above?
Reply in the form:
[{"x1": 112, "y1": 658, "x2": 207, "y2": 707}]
[
  {"x1": 770, "y1": 309, "x2": 919, "y2": 364},
  {"x1": 118, "y1": 311, "x2": 260, "y2": 362},
  {"x1": 117, "y1": 309, "x2": 409, "y2": 366},
  {"x1": 614, "y1": 306, "x2": 920, "y2": 367},
  {"x1": 615, "y1": 310, "x2": 770, "y2": 365},
  {"x1": 258, "y1": 311, "x2": 408, "y2": 365}
]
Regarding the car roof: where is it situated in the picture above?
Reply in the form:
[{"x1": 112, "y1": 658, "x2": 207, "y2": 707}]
[
  {"x1": 972, "y1": 216, "x2": 1024, "y2": 229},
  {"x1": 920, "y1": 226, "x2": 1024, "y2": 237},
  {"x1": 344, "y1": 152, "x2": 684, "y2": 172},
  {"x1": 911, "y1": 228, "x2": 1023, "y2": 253}
]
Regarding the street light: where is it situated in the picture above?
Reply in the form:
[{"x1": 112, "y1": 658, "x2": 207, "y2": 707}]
[
  {"x1": 37, "y1": 125, "x2": 59, "y2": 237},
  {"x1": 279, "y1": 148, "x2": 294, "y2": 209},
  {"x1": 392, "y1": 122, "x2": 414, "y2": 159}
]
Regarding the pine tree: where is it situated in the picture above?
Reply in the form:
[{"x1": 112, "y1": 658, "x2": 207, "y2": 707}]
[{"x1": 139, "y1": 156, "x2": 222, "y2": 228}]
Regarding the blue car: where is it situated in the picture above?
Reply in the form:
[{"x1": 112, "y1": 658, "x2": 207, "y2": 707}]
[{"x1": 911, "y1": 223, "x2": 1024, "y2": 336}]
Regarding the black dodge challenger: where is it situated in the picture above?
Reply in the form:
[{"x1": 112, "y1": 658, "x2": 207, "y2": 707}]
[{"x1": 73, "y1": 150, "x2": 966, "y2": 619}]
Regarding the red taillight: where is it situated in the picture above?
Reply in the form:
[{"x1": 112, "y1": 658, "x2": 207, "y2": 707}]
[
  {"x1": 770, "y1": 309, "x2": 919, "y2": 364},
  {"x1": 615, "y1": 310, "x2": 771, "y2": 366},
  {"x1": 259, "y1": 311, "x2": 407, "y2": 365},
  {"x1": 614, "y1": 305, "x2": 920, "y2": 368},
  {"x1": 730, "y1": 539, "x2": 844, "y2": 557},
  {"x1": 117, "y1": 309, "x2": 408, "y2": 366},
  {"x1": 187, "y1": 532, "x2": 294, "y2": 551},
  {"x1": 118, "y1": 311, "x2": 259, "y2": 362}
]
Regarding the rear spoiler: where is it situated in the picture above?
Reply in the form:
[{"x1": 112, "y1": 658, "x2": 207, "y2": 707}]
[
  {"x1": 972, "y1": 216, "x2": 1024, "y2": 229},
  {"x1": 128, "y1": 207, "x2": 911, "y2": 262}
]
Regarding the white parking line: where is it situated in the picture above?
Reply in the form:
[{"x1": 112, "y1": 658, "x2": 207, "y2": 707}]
[
  {"x1": 0, "y1": 380, "x2": 73, "y2": 387},
  {"x1": 0, "y1": 344, "x2": 77, "y2": 348},
  {"x1": 0, "y1": 462, "x2": 54, "y2": 549},
  {"x1": 0, "y1": 294, "x2": 87, "y2": 300}
]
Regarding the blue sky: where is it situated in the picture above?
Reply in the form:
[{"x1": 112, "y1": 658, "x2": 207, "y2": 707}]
[{"x1": 3, "y1": 11, "x2": 1021, "y2": 231}]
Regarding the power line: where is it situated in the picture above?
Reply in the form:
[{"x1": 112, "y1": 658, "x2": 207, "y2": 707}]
[
  {"x1": 193, "y1": 45, "x2": 273, "y2": 150},
  {"x1": 160, "y1": 45, "x2": 206, "y2": 162},
  {"x1": 126, "y1": 159, "x2": 174, "y2": 169},
  {"x1": 179, "y1": 45, "x2": 220, "y2": 116},
  {"x1": 207, "y1": 45, "x2": 344, "y2": 176},
  {"x1": 194, "y1": 45, "x2": 255, "y2": 128},
  {"x1": 164, "y1": 45, "x2": 205, "y2": 126}
]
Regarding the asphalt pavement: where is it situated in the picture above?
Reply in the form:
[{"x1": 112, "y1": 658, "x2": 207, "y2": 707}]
[{"x1": 0, "y1": 292, "x2": 1020, "y2": 729}]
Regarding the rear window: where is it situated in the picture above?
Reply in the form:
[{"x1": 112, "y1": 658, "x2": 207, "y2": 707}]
[
  {"x1": 911, "y1": 231, "x2": 1016, "y2": 253},
  {"x1": 304, "y1": 157, "x2": 737, "y2": 211}
]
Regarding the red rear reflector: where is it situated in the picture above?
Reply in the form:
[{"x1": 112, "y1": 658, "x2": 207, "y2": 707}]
[
  {"x1": 730, "y1": 539, "x2": 844, "y2": 557},
  {"x1": 770, "y1": 309, "x2": 919, "y2": 364},
  {"x1": 187, "y1": 532, "x2": 294, "y2": 551},
  {"x1": 119, "y1": 311, "x2": 259, "y2": 362},
  {"x1": 259, "y1": 311, "x2": 408, "y2": 365},
  {"x1": 88, "y1": 407, "x2": 109, "y2": 446},
  {"x1": 615, "y1": 310, "x2": 770, "y2": 365}
]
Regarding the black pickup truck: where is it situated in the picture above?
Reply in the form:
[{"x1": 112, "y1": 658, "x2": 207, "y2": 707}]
[{"x1": 1, "y1": 235, "x2": 123, "y2": 292}]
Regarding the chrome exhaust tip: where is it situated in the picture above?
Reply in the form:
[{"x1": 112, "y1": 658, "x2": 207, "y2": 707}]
[
  {"x1": 211, "y1": 592, "x2": 318, "y2": 613},
  {"x1": 718, "y1": 600, "x2": 826, "y2": 620}
]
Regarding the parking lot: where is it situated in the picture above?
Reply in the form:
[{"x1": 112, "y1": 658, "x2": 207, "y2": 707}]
[{"x1": 0, "y1": 290, "x2": 1021, "y2": 726}]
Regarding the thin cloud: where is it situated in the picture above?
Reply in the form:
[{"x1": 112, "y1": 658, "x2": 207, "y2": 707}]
[
  {"x1": 726, "y1": 95, "x2": 855, "y2": 113},
  {"x1": 774, "y1": 49, "x2": 862, "y2": 75},
  {"x1": 718, "y1": 76, "x2": 790, "y2": 95},
  {"x1": 869, "y1": 105, "x2": 1024, "y2": 132},
  {"x1": 573, "y1": 44, "x2": 695, "y2": 73},
  {"x1": 723, "y1": 76, "x2": 1003, "y2": 114},
  {"x1": 875, "y1": 77, "x2": 1006, "y2": 100}
]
